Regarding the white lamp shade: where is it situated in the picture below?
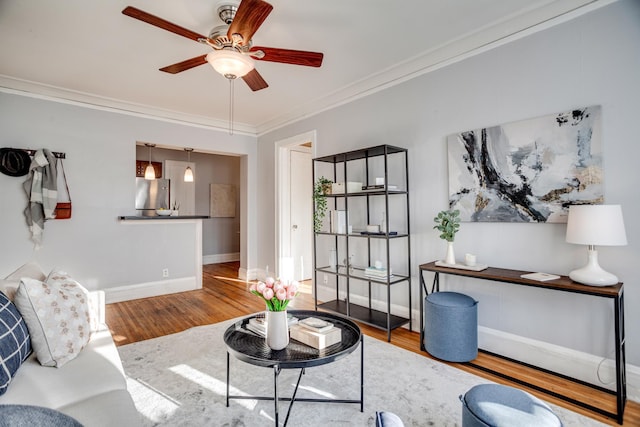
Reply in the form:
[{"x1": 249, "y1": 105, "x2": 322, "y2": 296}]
[
  {"x1": 184, "y1": 166, "x2": 194, "y2": 182},
  {"x1": 206, "y1": 50, "x2": 254, "y2": 78},
  {"x1": 144, "y1": 163, "x2": 155, "y2": 180},
  {"x1": 566, "y1": 204, "x2": 627, "y2": 246}
]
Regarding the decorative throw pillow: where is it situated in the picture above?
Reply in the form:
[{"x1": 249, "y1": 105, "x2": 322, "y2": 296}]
[
  {"x1": 13, "y1": 270, "x2": 92, "y2": 368},
  {"x1": 0, "y1": 261, "x2": 46, "y2": 301},
  {"x1": 0, "y1": 291, "x2": 32, "y2": 395}
]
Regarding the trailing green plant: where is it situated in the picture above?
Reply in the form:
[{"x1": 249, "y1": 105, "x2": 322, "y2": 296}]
[
  {"x1": 313, "y1": 177, "x2": 333, "y2": 232},
  {"x1": 433, "y1": 209, "x2": 461, "y2": 242}
]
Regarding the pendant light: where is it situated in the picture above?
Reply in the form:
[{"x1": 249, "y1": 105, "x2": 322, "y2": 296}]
[
  {"x1": 184, "y1": 148, "x2": 194, "y2": 182},
  {"x1": 144, "y1": 143, "x2": 156, "y2": 180}
]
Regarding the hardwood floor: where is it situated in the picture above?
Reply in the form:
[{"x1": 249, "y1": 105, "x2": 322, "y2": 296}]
[{"x1": 106, "y1": 262, "x2": 640, "y2": 426}]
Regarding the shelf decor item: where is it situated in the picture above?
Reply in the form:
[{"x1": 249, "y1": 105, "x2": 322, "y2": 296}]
[
  {"x1": 434, "y1": 209, "x2": 460, "y2": 265},
  {"x1": 249, "y1": 277, "x2": 299, "y2": 350},
  {"x1": 329, "y1": 249, "x2": 337, "y2": 269},
  {"x1": 565, "y1": 204, "x2": 627, "y2": 286},
  {"x1": 313, "y1": 176, "x2": 333, "y2": 232}
]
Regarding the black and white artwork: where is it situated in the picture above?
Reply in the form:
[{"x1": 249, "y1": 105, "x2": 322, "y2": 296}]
[{"x1": 447, "y1": 106, "x2": 602, "y2": 223}]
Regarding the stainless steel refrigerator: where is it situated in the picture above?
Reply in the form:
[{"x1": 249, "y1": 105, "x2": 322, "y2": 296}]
[{"x1": 135, "y1": 178, "x2": 170, "y2": 216}]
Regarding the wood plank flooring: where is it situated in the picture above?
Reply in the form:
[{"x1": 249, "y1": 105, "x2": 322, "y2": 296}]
[{"x1": 106, "y1": 262, "x2": 640, "y2": 426}]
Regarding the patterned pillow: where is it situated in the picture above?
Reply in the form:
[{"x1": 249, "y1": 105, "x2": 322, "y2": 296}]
[
  {"x1": 13, "y1": 270, "x2": 92, "y2": 368},
  {"x1": 0, "y1": 291, "x2": 32, "y2": 395}
]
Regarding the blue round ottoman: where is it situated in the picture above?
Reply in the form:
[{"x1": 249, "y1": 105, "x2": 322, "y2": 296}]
[
  {"x1": 461, "y1": 384, "x2": 563, "y2": 426},
  {"x1": 424, "y1": 291, "x2": 478, "y2": 362}
]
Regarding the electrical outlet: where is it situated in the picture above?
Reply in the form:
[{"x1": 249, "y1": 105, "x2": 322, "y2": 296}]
[
  {"x1": 162, "y1": 268, "x2": 169, "y2": 278},
  {"x1": 323, "y1": 274, "x2": 328, "y2": 284}
]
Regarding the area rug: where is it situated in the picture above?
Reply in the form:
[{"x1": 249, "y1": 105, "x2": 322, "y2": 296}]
[{"x1": 118, "y1": 318, "x2": 607, "y2": 426}]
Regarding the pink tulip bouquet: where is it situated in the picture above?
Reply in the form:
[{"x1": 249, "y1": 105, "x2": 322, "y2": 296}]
[{"x1": 249, "y1": 277, "x2": 299, "y2": 311}]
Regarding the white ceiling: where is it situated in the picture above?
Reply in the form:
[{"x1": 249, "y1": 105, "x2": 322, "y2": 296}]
[{"x1": 0, "y1": 0, "x2": 606, "y2": 135}]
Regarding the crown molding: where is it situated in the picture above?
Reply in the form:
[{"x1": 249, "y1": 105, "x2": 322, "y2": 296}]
[
  {"x1": 255, "y1": 0, "x2": 614, "y2": 136},
  {"x1": 1, "y1": 0, "x2": 614, "y2": 138},
  {"x1": 0, "y1": 76, "x2": 257, "y2": 136}
]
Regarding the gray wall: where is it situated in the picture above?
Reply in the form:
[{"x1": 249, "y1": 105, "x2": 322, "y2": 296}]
[
  {"x1": 135, "y1": 146, "x2": 241, "y2": 257},
  {"x1": 258, "y1": 0, "x2": 640, "y2": 368},
  {"x1": 0, "y1": 94, "x2": 256, "y2": 290}
]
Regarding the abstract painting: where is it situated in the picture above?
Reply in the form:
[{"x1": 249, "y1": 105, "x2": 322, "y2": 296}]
[{"x1": 447, "y1": 106, "x2": 602, "y2": 223}]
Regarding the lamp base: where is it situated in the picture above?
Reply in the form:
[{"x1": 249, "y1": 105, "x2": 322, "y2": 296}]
[{"x1": 569, "y1": 248, "x2": 619, "y2": 286}]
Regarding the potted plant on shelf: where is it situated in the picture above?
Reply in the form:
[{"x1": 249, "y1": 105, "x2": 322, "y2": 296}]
[
  {"x1": 434, "y1": 209, "x2": 461, "y2": 265},
  {"x1": 313, "y1": 177, "x2": 333, "y2": 232}
]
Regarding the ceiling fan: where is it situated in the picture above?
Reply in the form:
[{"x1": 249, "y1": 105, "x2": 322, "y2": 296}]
[{"x1": 122, "y1": 0, "x2": 324, "y2": 91}]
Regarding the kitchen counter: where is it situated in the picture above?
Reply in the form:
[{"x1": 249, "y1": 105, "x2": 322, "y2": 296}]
[
  {"x1": 118, "y1": 215, "x2": 209, "y2": 220},
  {"x1": 117, "y1": 215, "x2": 206, "y2": 299}
]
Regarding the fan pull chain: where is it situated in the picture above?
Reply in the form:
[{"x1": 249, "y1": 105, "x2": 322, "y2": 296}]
[{"x1": 228, "y1": 78, "x2": 235, "y2": 135}]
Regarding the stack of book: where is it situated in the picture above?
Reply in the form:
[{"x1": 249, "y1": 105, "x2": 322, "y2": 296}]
[
  {"x1": 361, "y1": 184, "x2": 398, "y2": 191},
  {"x1": 290, "y1": 317, "x2": 341, "y2": 349},
  {"x1": 245, "y1": 314, "x2": 299, "y2": 337},
  {"x1": 364, "y1": 266, "x2": 392, "y2": 280}
]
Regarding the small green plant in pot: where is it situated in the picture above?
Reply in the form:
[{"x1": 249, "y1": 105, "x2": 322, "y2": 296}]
[
  {"x1": 313, "y1": 177, "x2": 333, "y2": 232},
  {"x1": 434, "y1": 209, "x2": 460, "y2": 264}
]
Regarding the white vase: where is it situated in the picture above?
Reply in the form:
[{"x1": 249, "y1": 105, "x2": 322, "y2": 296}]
[
  {"x1": 329, "y1": 249, "x2": 337, "y2": 270},
  {"x1": 266, "y1": 310, "x2": 289, "y2": 350},
  {"x1": 445, "y1": 242, "x2": 456, "y2": 265}
]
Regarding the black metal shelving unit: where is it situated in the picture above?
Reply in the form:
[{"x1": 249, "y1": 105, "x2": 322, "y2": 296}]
[{"x1": 312, "y1": 145, "x2": 411, "y2": 341}]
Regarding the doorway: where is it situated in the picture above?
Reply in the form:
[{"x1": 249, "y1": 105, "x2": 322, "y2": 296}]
[{"x1": 276, "y1": 131, "x2": 316, "y2": 282}]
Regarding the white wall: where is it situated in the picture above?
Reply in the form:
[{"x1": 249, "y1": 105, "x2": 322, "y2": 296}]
[
  {"x1": 0, "y1": 93, "x2": 257, "y2": 294},
  {"x1": 258, "y1": 0, "x2": 640, "y2": 385}
]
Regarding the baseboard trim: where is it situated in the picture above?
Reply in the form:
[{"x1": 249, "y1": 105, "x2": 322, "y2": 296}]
[
  {"x1": 238, "y1": 267, "x2": 261, "y2": 281},
  {"x1": 104, "y1": 277, "x2": 199, "y2": 304},
  {"x1": 316, "y1": 283, "x2": 640, "y2": 403},
  {"x1": 203, "y1": 252, "x2": 240, "y2": 265},
  {"x1": 477, "y1": 326, "x2": 640, "y2": 402}
]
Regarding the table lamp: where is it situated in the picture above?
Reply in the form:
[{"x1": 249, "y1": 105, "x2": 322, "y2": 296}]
[{"x1": 565, "y1": 204, "x2": 627, "y2": 286}]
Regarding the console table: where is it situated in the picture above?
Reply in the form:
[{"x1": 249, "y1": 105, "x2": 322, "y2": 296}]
[{"x1": 418, "y1": 261, "x2": 626, "y2": 424}]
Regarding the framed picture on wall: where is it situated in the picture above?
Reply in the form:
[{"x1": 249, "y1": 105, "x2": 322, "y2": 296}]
[
  {"x1": 210, "y1": 184, "x2": 236, "y2": 218},
  {"x1": 447, "y1": 105, "x2": 603, "y2": 223}
]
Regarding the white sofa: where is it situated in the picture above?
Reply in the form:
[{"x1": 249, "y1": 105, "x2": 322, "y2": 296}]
[{"x1": 0, "y1": 266, "x2": 141, "y2": 426}]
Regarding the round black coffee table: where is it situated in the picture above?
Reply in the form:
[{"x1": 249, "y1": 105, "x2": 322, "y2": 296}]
[{"x1": 224, "y1": 310, "x2": 363, "y2": 426}]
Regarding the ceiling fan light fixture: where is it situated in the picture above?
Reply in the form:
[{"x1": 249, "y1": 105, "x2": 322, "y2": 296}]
[{"x1": 206, "y1": 50, "x2": 254, "y2": 78}]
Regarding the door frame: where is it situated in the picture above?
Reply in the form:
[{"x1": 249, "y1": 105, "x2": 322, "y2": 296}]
[{"x1": 275, "y1": 130, "x2": 316, "y2": 281}]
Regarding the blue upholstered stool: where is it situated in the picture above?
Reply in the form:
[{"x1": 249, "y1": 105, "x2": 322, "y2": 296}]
[
  {"x1": 460, "y1": 384, "x2": 563, "y2": 427},
  {"x1": 424, "y1": 291, "x2": 478, "y2": 362}
]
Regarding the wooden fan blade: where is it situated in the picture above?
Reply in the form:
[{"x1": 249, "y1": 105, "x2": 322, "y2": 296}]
[
  {"x1": 242, "y1": 69, "x2": 269, "y2": 91},
  {"x1": 122, "y1": 6, "x2": 207, "y2": 42},
  {"x1": 251, "y1": 47, "x2": 323, "y2": 67},
  {"x1": 159, "y1": 55, "x2": 208, "y2": 74},
  {"x1": 227, "y1": 0, "x2": 273, "y2": 45}
]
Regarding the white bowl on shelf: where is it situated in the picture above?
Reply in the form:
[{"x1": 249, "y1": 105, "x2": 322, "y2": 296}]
[{"x1": 155, "y1": 209, "x2": 172, "y2": 216}]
